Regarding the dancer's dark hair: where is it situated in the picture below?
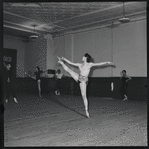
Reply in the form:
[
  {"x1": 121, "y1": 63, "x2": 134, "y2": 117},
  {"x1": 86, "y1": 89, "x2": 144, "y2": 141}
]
[
  {"x1": 84, "y1": 53, "x2": 92, "y2": 62},
  {"x1": 122, "y1": 70, "x2": 126, "y2": 73}
]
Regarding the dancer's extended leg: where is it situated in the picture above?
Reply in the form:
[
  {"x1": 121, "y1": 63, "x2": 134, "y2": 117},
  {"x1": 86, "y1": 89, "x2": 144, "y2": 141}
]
[
  {"x1": 58, "y1": 57, "x2": 89, "y2": 118},
  {"x1": 58, "y1": 57, "x2": 79, "y2": 81},
  {"x1": 79, "y1": 82, "x2": 90, "y2": 118}
]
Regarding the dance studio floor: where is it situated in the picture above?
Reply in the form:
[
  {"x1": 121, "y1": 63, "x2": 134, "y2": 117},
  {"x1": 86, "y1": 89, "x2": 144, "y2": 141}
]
[{"x1": 4, "y1": 93, "x2": 147, "y2": 146}]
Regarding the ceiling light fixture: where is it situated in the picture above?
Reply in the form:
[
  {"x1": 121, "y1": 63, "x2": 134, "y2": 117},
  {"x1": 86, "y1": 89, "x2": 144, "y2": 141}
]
[
  {"x1": 119, "y1": 2, "x2": 130, "y2": 23},
  {"x1": 30, "y1": 25, "x2": 38, "y2": 39}
]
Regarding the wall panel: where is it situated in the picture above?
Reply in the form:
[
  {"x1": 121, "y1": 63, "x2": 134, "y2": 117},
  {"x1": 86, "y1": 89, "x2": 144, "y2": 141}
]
[
  {"x1": 113, "y1": 20, "x2": 146, "y2": 76},
  {"x1": 3, "y1": 35, "x2": 26, "y2": 77},
  {"x1": 73, "y1": 28, "x2": 112, "y2": 77}
]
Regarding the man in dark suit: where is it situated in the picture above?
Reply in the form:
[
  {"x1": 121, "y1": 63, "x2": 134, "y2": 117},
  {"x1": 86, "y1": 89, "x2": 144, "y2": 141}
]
[{"x1": 3, "y1": 63, "x2": 18, "y2": 103}]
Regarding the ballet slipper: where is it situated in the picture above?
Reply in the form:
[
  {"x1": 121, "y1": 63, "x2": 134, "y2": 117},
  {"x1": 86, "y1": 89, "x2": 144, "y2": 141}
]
[
  {"x1": 55, "y1": 91, "x2": 57, "y2": 95},
  {"x1": 58, "y1": 58, "x2": 64, "y2": 65},
  {"x1": 57, "y1": 56, "x2": 63, "y2": 64},
  {"x1": 57, "y1": 56, "x2": 62, "y2": 61},
  {"x1": 14, "y1": 98, "x2": 18, "y2": 103},
  {"x1": 123, "y1": 97, "x2": 128, "y2": 101},
  {"x1": 85, "y1": 110, "x2": 90, "y2": 118},
  {"x1": 57, "y1": 56, "x2": 65, "y2": 62},
  {"x1": 123, "y1": 95, "x2": 128, "y2": 101}
]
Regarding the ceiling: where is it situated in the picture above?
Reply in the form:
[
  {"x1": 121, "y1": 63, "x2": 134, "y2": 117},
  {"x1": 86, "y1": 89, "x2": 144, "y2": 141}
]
[{"x1": 3, "y1": 2, "x2": 147, "y2": 39}]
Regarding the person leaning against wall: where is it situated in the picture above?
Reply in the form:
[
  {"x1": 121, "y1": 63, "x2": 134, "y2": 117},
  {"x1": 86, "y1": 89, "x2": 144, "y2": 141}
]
[
  {"x1": 3, "y1": 62, "x2": 18, "y2": 103},
  {"x1": 120, "y1": 70, "x2": 132, "y2": 101}
]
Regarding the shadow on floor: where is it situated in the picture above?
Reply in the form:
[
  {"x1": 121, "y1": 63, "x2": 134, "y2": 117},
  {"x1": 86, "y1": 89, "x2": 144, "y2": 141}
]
[{"x1": 43, "y1": 94, "x2": 87, "y2": 118}]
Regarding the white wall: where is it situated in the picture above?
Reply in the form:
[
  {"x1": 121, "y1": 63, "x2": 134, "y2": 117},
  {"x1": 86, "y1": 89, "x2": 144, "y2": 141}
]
[
  {"x1": 25, "y1": 35, "x2": 47, "y2": 76},
  {"x1": 73, "y1": 28, "x2": 112, "y2": 77},
  {"x1": 53, "y1": 36, "x2": 65, "y2": 75},
  {"x1": 3, "y1": 19, "x2": 146, "y2": 78},
  {"x1": 32, "y1": 35, "x2": 47, "y2": 72},
  {"x1": 25, "y1": 40, "x2": 34, "y2": 74},
  {"x1": 53, "y1": 19, "x2": 147, "y2": 77},
  {"x1": 113, "y1": 20, "x2": 146, "y2": 76}
]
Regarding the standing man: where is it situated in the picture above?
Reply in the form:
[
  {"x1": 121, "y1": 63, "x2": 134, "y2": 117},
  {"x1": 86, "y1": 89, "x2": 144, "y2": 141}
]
[
  {"x1": 120, "y1": 70, "x2": 132, "y2": 101},
  {"x1": 3, "y1": 63, "x2": 18, "y2": 103}
]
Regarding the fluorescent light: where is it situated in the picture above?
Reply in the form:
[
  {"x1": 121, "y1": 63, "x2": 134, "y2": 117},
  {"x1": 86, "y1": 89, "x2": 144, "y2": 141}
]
[
  {"x1": 30, "y1": 34, "x2": 38, "y2": 38},
  {"x1": 119, "y1": 17, "x2": 130, "y2": 23}
]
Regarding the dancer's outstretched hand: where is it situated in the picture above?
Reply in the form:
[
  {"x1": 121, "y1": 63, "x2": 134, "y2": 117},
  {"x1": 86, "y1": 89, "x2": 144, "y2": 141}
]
[
  {"x1": 107, "y1": 62, "x2": 113, "y2": 65},
  {"x1": 107, "y1": 62, "x2": 115, "y2": 67}
]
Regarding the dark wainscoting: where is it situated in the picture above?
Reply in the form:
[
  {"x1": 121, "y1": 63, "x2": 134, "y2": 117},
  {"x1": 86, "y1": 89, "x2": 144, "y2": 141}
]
[
  {"x1": 109, "y1": 77, "x2": 147, "y2": 100},
  {"x1": 10, "y1": 77, "x2": 147, "y2": 100}
]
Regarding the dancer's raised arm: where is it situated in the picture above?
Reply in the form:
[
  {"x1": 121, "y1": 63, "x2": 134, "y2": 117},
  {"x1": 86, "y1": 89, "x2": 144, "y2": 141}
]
[
  {"x1": 58, "y1": 56, "x2": 80, "y2": 67},
  {"x1": 90, "y1": 61, "x2": 114, "y2": 67}
]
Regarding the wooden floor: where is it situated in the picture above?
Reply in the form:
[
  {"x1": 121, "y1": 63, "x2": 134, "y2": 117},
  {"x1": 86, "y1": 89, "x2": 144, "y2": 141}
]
[{"x1": 4, "y1": 93, "x2": 147, "y2": 146}]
